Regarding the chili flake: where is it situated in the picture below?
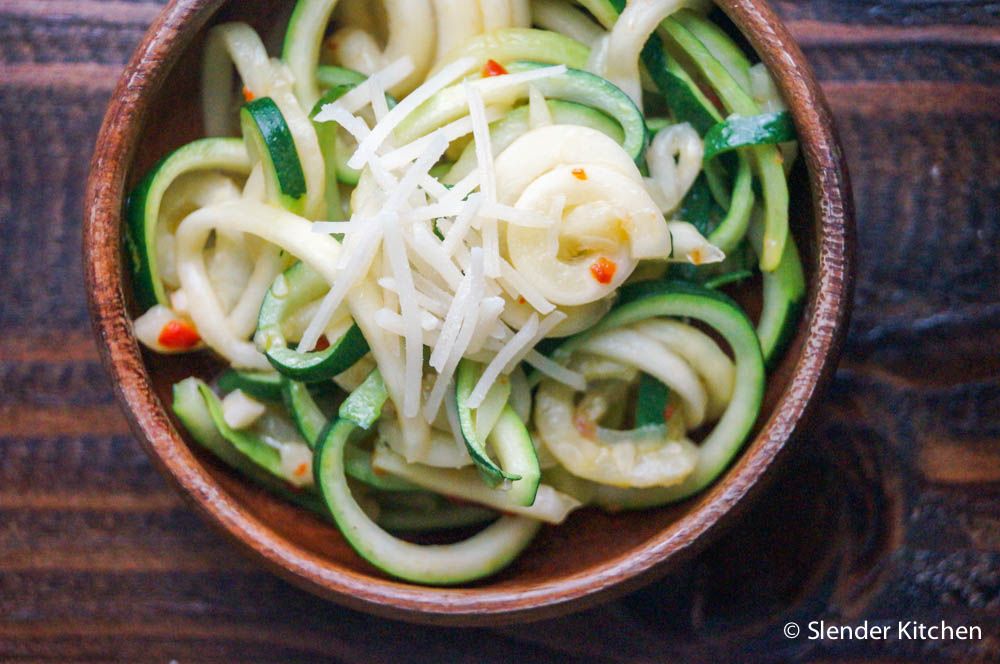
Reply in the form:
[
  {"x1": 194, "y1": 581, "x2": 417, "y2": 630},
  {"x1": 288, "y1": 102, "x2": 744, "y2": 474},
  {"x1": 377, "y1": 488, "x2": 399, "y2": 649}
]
[
  {"x1": 482, "y1": 59, "x2": 508, "y2": 78},
  {"x1": 589, "y1": 257, "x2": 617, "y2": 284},
  {"x1": 158, "y1": 319, "x2": 200, "y2": 349}
]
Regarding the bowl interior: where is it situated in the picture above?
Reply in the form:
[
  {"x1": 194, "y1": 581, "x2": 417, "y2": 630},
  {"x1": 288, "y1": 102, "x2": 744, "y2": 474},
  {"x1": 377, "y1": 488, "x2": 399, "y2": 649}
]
[{"x1": 108, "y1": 0, "x2": 834, "y2": 621}]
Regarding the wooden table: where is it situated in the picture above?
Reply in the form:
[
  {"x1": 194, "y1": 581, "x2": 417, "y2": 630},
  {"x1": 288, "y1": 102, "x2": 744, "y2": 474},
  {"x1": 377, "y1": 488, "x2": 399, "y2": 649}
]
[{"x1": 1, "y1": 1, "x2": 997, "y2": 661}]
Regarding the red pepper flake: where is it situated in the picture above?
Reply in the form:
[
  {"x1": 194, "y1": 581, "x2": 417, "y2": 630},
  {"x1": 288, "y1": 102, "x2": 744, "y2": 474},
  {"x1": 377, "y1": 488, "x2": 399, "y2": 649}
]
[
  {"x1": 482, "y1": 59, "x2": 508, "y2": 78},
  {"x1": 571, "y1": 167, "x2": 587, "y2": 180},
  {"x1": 313, "y1": 335, "x2": 330, "y2": 351},
  {"x1": 517, "y1": 296, "x2": 527, "y2": 305},
  {"x1": 589, "y1": 257, "x2": 617, "y2": 285},
  {"x1": 242, "y1": 86, "x2": 254, "y2": 103},
  {"x1": 158, "y1": 319, "x2": 200, "y2": 349},
  {"x1": 663, "y1": 403, "x2": 676, "y2": 422},
  {"x1": 573, "y1": 413, "x2": 597, "y2": 439},
  {"x1": 294, "y1": 463, "x2": 309, "y2": 477}
]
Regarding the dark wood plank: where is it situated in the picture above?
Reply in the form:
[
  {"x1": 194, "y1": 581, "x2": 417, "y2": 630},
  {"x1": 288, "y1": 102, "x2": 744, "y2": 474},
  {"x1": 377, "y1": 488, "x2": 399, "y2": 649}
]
[{"x1": 0, "y1": 0, "x2": 998, "y2": 661}]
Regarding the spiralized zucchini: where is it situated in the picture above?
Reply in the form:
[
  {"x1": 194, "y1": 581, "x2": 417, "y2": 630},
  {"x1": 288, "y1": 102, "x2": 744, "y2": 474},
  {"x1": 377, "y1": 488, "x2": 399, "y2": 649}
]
[{"x1": 132, "y1": 0, "x2": 802, "y2": 585}]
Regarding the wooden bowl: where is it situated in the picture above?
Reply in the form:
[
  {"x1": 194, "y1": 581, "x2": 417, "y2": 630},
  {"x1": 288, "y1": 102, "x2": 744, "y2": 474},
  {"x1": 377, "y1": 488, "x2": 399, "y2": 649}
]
[{"x1": 83, "y1": 0, "x2": 854, "y2": 625}]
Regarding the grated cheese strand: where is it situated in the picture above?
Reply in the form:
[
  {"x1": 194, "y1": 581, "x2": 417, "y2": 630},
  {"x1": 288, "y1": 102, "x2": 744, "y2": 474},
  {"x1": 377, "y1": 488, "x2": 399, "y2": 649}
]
[
  {"x1": 528, "y1": 84, "x2": 553, "y2": 128},
  {"x1": 464, "y1": 82, "x2": 501, "y2": 277},
  {"x1": 368, "y1": 74, "x2": 391, "y2": 123},
  {"x1": 429, "y1": 256, "x2": 473, "y2": 371},
  {"x1": 504, "y1": 310, "x2": 567, "y2": 371},
  {"x1": 406, "y1": 200, "x2": 467, "y2": 222},
  {"x1": 311, "y1": 220, "x2": 358, "y2": 234},
  {"x1": 314, "y1": 56, "x2": 414, "y2": 118},
  {"x1": 348, "y1": 57, "x2": 476, "y2": 170},
  {"x1": 419, "y1": 174, "x2": 451, "y2": 200},
  {"x1": 423, "y1": 248, "x2": 485, "y2": 421},
  {"x1": 378, "y1": 277, "x2": 449, "y2": 316},
  {"x1": 412, "y1": 271, "x2": 454, "y2": 310},
  {"x1": 441, "y1": 170, "x2": 482, "y2": 205},
  {"x1": 381, "y1": 212, "x2": 423, "y2": 418},
  {"x1": 385, "y1": 131, "x2": 450, "y2": 212},
  {"x1": 380, "y1": 107, "x2": 503, "y2": 171},
  {"x1": 466, "y1": 313, "x2": 540, "y2": 408},
  {"x1": 299, "y1": 218, "x2": 384, "y2": 352},
  {"x1": 480, "y1": 201, "x2": 555, "y2": 228},
  {"x1": 318, "y1": 106, "x2": 371, "y2": 143},
  {"x1": 498, "y1": 257, "x2": 556, "y2": 314},
  {"x1": 406, "y1": 223, "x2": 463, "y2": 289},
  {"x1": 373, "y1": 132, "x2": 450, "y2": 416},
  {"x1": 524, "y1": 349, "x2": 587, "y2": 390},
  {"x1": 464, "y1": 83, "x2": 497, "y2": 204},
  {"x1": 441, "y1": 193, "x2": 484, "y2": 255},
  {"x1": 466, "y1": 296, "x2": 506, "y2": 354},
  {"x1": 474, "y1": 64, "x2": 568, "y2": 95}
]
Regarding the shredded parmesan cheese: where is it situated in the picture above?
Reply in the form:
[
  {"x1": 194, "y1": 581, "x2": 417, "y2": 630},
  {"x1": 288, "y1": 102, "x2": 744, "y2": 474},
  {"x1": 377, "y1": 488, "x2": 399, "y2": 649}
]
[
  {"x1": 348, "y1": 57, "x2": 476, "y2": 170},
  {"x1": 314, "y1": 57, "x2": 414, "y2": 118},
  {"x1": 424, "y1": 248, "x2": 485, "y2": 421},
  {"x1": 467, "y1": 313, "x2": 540, "y2": 408},
  {"x1": 524, "y1": 349, "x2": 587, "y2": 390}
]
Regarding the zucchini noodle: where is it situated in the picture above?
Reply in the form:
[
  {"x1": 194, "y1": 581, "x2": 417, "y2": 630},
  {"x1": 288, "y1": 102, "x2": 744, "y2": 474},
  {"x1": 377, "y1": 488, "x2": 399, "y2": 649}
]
[
  {"x1": 592, "y1": 0, "x2": 685, "y2": 110},
  {"x1": 202, "y1": 23, "x2": 274, "y2": 136},
  {"x1": 532, "y1": 0, "x2": 605, "y2": 47},
  {"x1": 328, "y1": 0, "x2": 436, "y2": 96},
  {"x1": 132, "y1": 0, "x2": 802, "y2": 585},
  {"x1": 432, "y1": 0, "x2": 484, "y2": 62},
  {"x1": 646, "y1": 122, "x2": 703, "y2": 213}
]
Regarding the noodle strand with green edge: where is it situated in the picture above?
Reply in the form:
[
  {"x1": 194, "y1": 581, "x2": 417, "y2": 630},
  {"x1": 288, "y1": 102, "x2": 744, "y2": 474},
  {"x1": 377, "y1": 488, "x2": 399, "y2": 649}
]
[
  {"x1": 658, "y1": 15, "x2": 789, "y2": 271},
  {"x1": 313, "y1": 371, "x2": 542, "y2": 585},
  {"x1": 129, "y1": 0, "x2": 804, "y2": 584}
]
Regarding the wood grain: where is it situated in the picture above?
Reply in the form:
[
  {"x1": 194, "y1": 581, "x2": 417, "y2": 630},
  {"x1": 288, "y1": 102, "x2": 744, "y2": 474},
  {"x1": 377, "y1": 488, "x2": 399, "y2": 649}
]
[{"x1": 2, "y1": 0, "x2": 999, "y2": 660}]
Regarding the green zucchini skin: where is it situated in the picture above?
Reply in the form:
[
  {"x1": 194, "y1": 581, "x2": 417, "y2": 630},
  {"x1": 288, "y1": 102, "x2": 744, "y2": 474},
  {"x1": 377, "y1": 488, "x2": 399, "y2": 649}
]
[
  {"x1": 454, "y1": 361, "x2": 541, "y2": 506},
  {"x1": 641, "y1": 37, "x2": 722, "y2": 135},
  {"x1": 310, "y1": 69, "x2": 396, "y2": 189},
  {"x1": 591, "y1": 1, "x2": 791, "y2": 272},
  {"x1": 217, "y1": 370, "x2": 284, "y2": 402},
  {"x1": 240, "y1": 97, "x2": 308, "y2": 213},
  {"x1": 310, "y1": 88, "x2": 345, "y2": 216},
  {"x1": 659, "y1": 17, "x2": 789, "y2": 271},
  {"x1": 488, "y1": 405, "x2": 541, "y2": 506},
  {"x1": 704, "y1": 112, "x2": 796, "y2": 160},
  {"x1": 255, "y1": 261, "x2": 370, "y2": 382},
  {"x1": 374, "y1": 502, "x2": 498, "y2": 532},
  {"x1": 702, "y1": 269, "x2": 754, "y2": 290},
  {"x1": 281, "y1": 0, "x2": 339, "y2": 109},
  {"x1": 555, "y1": 280, "x2": 765, "y2": 504},
  {"x1": 755, "y1": 227, "x2": 806, "y2": 368},
  {"x1": 315, "y1": 65, "x2": 367, "y2": 89},
  {"x1": 280, "y1": 375, "x2": 417, "y2": 491},
  {"x1": 172, "y1": 377, "x2": 327, "y2": 515},
  {"x1": 313, "y1": 371, "x2": 540, "y2": 584},
  {"x1": 455, "y1": 360, "x2": 519, "y2": 486},
  {"x1": 281, "y1": 378, "x2": 330, "y2": 447},
  {"x1": 125, "y1": 138, "x2": 250, "y2": 310},
  {"x1": 506, "y1": 61, "x2": 649, "y2": 163},
  {"x1": 434, "y1": 27, "x2": 590, "y2": 77},
  {"x1": 398, "y1": 61, "x2": 648, "y2": 164},
  {"x1": 445, "y1": 99, "x2": 625, "y2": 184},
  {"x1": 635, "y1": 373, "x2": 671, "y2": 428}
]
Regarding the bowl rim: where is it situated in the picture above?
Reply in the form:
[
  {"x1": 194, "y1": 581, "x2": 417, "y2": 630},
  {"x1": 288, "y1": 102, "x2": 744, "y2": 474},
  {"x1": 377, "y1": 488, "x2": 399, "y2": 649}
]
[{"x1": 83, "y1": 0, "x2": 855, "y2": 626}]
